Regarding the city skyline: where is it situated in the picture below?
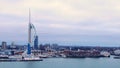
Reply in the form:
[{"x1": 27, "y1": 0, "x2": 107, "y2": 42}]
[{"x1": 0, "y1": 0, "x2": 120, "y2": 46}]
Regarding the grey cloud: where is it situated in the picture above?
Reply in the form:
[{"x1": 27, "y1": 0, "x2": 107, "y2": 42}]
[{"x1": 0, "y1": 0, "x2": 120, "y2": 46}]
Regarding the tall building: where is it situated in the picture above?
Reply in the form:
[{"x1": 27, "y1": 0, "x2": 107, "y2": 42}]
[
  {"x1": 10, "y1": 41, "x2": 16, "y2": 49},
  {"x1": 1, "y1": 41, "x2": 7, "y2": 50},
  {"x1": 27, "y1": 9, "x2": 32, "y2": 55},
  {"x1": 34, "y1": 35, "x2": 38, "y2": 50},
  {"x1": 27, "y1": 9, "x2": 39, "y2": 54}
]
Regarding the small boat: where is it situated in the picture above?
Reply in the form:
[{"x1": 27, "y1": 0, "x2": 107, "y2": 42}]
[{"x1": 39, "y1": 55, "x2": 48, "y2": 58}]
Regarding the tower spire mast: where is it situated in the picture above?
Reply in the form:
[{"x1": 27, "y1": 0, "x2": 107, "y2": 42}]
[
  {"x1": 29, "y1": 8, "x2": 31, "y2": 24},
  {"x1": 27, "y1": 8, "x2": 32, "y2": 54},
  {"x1": 28, "y1": 8, "x2": 31, "y2": 43}
]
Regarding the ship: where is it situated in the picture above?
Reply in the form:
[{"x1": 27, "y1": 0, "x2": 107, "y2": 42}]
[
  {"x1": 0, "y1": 55, "x2": 9, "y2": 59},
  {"x1": 62, "y1": 50, "x2": 110, "y2": 58}
]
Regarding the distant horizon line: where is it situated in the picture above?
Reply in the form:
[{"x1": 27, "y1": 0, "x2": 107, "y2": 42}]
[{"x1": 0, "y1": 43, "x2": 120, "y2": 47}]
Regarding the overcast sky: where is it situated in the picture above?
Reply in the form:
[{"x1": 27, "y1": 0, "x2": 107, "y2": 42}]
[{"x1": 0, "y1": 0, "x2": 120, "y2": 46}]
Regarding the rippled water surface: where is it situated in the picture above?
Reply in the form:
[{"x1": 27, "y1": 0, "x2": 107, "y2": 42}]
[{"x1": 0, "y1": 56, "x2": 120, "y2": 68}]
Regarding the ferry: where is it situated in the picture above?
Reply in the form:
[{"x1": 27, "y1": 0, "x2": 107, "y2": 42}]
[{"x1": 0, "y1": 55, "x2": 9, "y2": 59}]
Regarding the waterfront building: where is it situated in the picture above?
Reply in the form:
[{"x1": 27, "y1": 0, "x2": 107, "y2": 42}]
[
  {"x1": 1, "y1": 41, "x2": 7, "y2": 50},
  {"x1": 34, "y1": 35, "x2": 38, "y2": 50},
  {"x1": 114, "y1": 49, "x2": 120, "y2": 56},
  {"x1": 10, "y1": 42, "x2": 16, "y2": 49}
]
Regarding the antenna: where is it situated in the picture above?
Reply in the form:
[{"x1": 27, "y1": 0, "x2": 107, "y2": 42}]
[{"x1": 29, "y1": 8, "x2": 31, "y2": 24}]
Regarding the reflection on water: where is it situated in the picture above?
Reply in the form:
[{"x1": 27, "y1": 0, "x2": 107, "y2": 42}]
[{"x1": 26, "y1": 62, "x2": 34, "y2": 68}]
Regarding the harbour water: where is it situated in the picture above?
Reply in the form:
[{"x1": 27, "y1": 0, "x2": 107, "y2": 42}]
[{"x1": 0, "y1": 56, "x2": 120, "y2": 68}]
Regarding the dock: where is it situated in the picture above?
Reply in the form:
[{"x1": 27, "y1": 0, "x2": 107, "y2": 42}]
[{"x1": 0, "y1": 59, "x2": 43, "y2": 62}]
